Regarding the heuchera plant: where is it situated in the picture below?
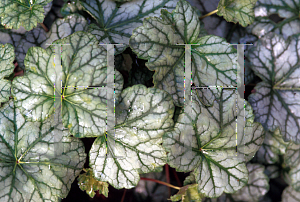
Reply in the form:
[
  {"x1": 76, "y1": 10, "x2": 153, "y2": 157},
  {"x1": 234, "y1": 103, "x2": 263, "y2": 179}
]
[{"x1": 0, "y1": 0, "x2": 299, "y2": 201}]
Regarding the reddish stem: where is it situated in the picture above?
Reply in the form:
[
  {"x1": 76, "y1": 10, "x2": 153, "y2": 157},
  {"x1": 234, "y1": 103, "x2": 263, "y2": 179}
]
[
  {"x1": 120, "y1": 189, "x2": 127, "y2": 202},
  {"x1": 40, "y1": 23, "x2": 49, "y2": 32},
  {"x1": 172, "y1": 168, "x2": 182, "y2": 187},
  {"x1": 165, "y1": 164, "x2": 171, "y2": 197}
]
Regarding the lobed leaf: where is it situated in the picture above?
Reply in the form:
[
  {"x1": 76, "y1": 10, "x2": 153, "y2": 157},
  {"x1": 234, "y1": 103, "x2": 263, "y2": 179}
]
[
  {"x1": 12, "y1": 31, "x2": 124, "y2": 138},
  {"x1": 247, "y1": 33, "x2": 300, "y2": 143},
  {"x1": 284, "y1": 142, "x2": 300, "y2": 192},
  {"x1": 217, "y1": 0, "x2": 258, "y2": 27},
  {"x1": 282, "y1": 186, "x2": 300, "y2": 202},
  {"x1": 7, "y1": 14, "x2": 88, "y2": 69},
  {"x1": 0, "y1": 0, "x2": 52, "y2": 31},
  {"x1": 252, "y1": 128, "x2": 288, "y2": 164},
  {"x1": 89, "y1": 84, "x2": 174, "y2": 189},
  {"x1": 80, "y1": 0, "x2": 179, "y2": 55},
  {"x1": 77, "y1": 168, "x2": 109, "y2": 198},
  {"x1": 247, "y1": 0, "x2": 300, "y2": 39},
  {"x1": 0, "y1": 100, "x2": 86, "y2": 201},
  {"x1": 0, "y1": 43, "x2": 15, "y2": 103},
  {"x1": 230, "y1": 163, "x2": 269, "y2": 202},
  {"x1": 130, "y1": 0, "x2": 240, "y2": 107},
  {"x1": 163, "y1": 89, "x2": 264, "y2": 198}
]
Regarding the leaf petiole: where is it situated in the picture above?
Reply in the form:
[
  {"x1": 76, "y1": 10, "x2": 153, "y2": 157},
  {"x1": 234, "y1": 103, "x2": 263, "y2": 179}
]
[
  {"x1": 199, "y1": 9, "x2": 218, "y2": 20},
  {"x1": 140, "y1": 177, "x2": 180, "y2": 190}
]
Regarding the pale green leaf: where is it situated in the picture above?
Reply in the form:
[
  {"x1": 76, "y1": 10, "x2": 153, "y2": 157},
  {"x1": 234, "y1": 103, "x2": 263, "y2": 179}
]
[
  {"x1": 0, "y1": 2, "x2": 52, "y2": 34},
  {"x1": 163, "y1": 89, "x2": 264, "y2": 198},
  {"x1": 130, "y1": 0, "x2": 240, "y2": 107},
  {"x1": 0, "y1": 100, "x2": 86, "y2": 201},
  {"x1": 12, "y1": 31, "x2": 124, "y2": 138},
  {"x1": 80, "y1": 0, "x2": 179, "y2": 55},
  {"x1": 0, "y1": 0, "x2": 52, "y2": 31},
  {"x1": 217, "y1": 0, "x2": 258, "y2": 27},
  {"x1": 288, "y1": 163, "x2": 300, "y2": 192},
  {"x1": 89, "y1": 85, "x2": 174, "y2": 189},
  {"x1": 247, "y1": 33, "x2": 300, "y2": 143},
  {"x1": 1, "y1": 1, "x2": 52, "y2": 34}
]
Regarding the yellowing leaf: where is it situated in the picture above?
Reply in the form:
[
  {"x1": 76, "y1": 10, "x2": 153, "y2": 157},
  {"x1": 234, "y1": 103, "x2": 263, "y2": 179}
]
[
  {"x1": 217, "y1": 0, "x2": 258, "y2": 27},
  {"x1": 78, "y1": 168, "x2": 109, "y2": 198},
  {"x1": 170, "y1": 184, "x2": 205, "y2": 202}
]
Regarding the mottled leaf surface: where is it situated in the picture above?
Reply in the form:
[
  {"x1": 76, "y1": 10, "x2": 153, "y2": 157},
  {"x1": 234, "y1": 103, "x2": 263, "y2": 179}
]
[
  {"x1": 247, "y1": 33, "x2": 300, "y2": 143},
  {"x1": 0, "y1": 43, "x2": 15, "y2": 103},
  {"x1": 282, "y1": 186, "x2": 300, "y2": 202},
  {"x1": 130, "y1": 0, "x2": 240, "y2": 107},
  {"x1": 284, "y1": 142, "x2": 300, "y2": 192},
  {"x1": 89, "y1": 85, "x2": 174, "y2": 189},
  {"x1": 11, "y1": 14, "x2": 88, "y2": 69},
  {"x1": 12, "y1": 31, "x2": 123, "y2": 138},
  {"x1": 0, "y1": 0, "x2": 52, "y2": 31},
  {"x1": 0, "y1": 100, "x2": 86, "y2": 201},
  {"x1": 163, "y1": 89, "x2": 264, "y2": 197},
  {"x1": 80, "y1": 0, "x2": 179, "y2": 55},
  {"x1": 252, "y1": 128, "x2": 288, "y2": 164},
  {"x1": 248, "y1": 0, "x2": 300, "y2": 39},
  {"x1": 61, "y1": 0, "x2": 83, "y2": 16},
  {"x1": 77, "y1": 168, "x2": 109, "y2": 198},
  {"x1": 230, "y1": 163, "x2": 269, "y2": 202},
  {"x1": 217, "y1": 0, "x2": 258, "y2": 27},
  {"x1": 0, "y1": 1, "x2": 52, "y2": 34}
]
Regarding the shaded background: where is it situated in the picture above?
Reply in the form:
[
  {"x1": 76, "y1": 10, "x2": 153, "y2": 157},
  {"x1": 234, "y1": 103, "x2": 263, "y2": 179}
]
[{"x1": 9, "y1": 0, "x2": 287, "y2": 201}]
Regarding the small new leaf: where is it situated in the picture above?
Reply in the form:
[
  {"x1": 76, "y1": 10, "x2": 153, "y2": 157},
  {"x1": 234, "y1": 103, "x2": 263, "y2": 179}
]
[
  {"x1": 217, "y1": 0, "x2": 258, "y2": 27},
  {"x1": 78, "y1": 168, "x2": 109, "y2": 198},
  {"x1": 170, "y1": 184, "x2": 205, "y2": 202},
  {"x1": 247, "y1": 33, "x2": 300, "y2": 143}
]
